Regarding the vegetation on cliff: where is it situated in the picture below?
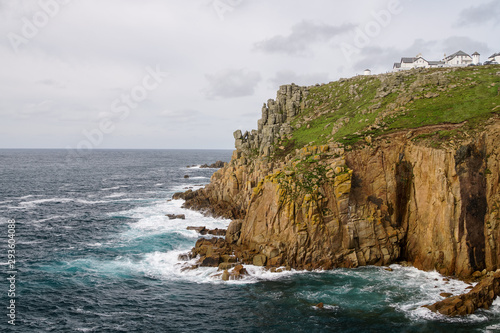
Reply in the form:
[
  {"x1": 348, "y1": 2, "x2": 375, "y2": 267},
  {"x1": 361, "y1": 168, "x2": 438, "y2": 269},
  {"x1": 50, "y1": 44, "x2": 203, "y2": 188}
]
[{"x1": 289, "y1": 65, "x2": 500, "y2": 148}]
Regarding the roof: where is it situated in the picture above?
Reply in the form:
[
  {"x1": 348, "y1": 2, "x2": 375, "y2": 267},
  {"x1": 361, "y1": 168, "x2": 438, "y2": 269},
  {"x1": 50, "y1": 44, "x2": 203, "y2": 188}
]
[
  {"x1": 489, "y1": 52, "x2": 500, "y2": 58},
  {"x1": 401, "y1": 57, "x2": 416, "y2": 63},
  {"x1": 393, "y1": 63, "x2": 401, "y2": 68},
  {"x1": 445, "y1": 50, "x2": 471, "y2": 60},
  {"x1": 428, "y1": 61, "x2": 445, "y2": 65},
  {"x1": 472, "y1": 52, "x2": 480, "y2": 56}
]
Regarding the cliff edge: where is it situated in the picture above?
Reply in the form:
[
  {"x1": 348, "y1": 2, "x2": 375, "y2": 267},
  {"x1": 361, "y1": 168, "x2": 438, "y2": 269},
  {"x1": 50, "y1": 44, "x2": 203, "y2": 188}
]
[{"x1": 177, "y1": 66, "x2": 500, "y2": 280}]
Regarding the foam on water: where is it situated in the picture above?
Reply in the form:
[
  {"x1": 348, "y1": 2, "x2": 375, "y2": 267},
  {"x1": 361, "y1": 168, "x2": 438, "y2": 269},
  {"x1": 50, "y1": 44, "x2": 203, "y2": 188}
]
[
  {"x1": 103, "y1": 193, "x2": 127, "y2": 199},
  {"x1": 139, "y1": 250, "x2": 307, "y2": 285},
  {"x1": 100, "y1": 185, "x2": 129, "y2": 191}
]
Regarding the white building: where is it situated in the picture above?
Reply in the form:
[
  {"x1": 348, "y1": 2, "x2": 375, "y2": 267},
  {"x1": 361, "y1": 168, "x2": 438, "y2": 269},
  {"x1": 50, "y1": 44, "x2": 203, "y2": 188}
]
[
  {"x1": 472, "y1": 52, "x2": 480, "y2": 65},
  {"x1": 392, "y1": 50, "x2": 481, "y2": 71},
  {"x1": 443, "y1": 50, "x2": 472, "y2": 66},
  {"x1": 393, "y1": 56, "x2": 444, "y2": 71},
  {"x1": 488, "y1": 52, "x2": 500, "y2": 63}
]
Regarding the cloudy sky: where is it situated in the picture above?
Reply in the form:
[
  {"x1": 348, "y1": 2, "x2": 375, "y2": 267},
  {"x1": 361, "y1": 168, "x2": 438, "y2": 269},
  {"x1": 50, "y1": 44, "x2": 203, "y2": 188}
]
[{"x1": 0, "y1": 0, "x2": 498, "y2": 149}]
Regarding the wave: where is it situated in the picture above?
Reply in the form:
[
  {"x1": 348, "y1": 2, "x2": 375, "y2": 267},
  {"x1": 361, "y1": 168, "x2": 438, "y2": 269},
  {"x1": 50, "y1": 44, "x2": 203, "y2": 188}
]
[
  {"x1": 15, "y1": 196, "x2": 135, "y2": 209},
  {"x1": 141, "y1": 250, "x2": 306, "y2": 285},
  {"x1": 116, "y1": 199, "x2": 229, "y2": 241},
  {"x1": 103, "y1": 193, "x2": 127, "y2": 199},
  {"x1": 100, "y1": 185, "x2": 129, "y2": 191}
]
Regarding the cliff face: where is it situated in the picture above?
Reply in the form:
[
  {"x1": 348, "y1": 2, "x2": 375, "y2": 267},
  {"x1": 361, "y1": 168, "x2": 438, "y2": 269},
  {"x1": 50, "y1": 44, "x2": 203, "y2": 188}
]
[{"x1": 181, "y1": 66, "x2": 500, "y2": 278}]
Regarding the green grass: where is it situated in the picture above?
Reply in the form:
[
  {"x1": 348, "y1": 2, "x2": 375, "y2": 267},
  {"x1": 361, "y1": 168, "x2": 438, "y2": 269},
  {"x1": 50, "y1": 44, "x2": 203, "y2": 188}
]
[{"x1": 288, "y1": 65, "x2": 500, "y2": 150}]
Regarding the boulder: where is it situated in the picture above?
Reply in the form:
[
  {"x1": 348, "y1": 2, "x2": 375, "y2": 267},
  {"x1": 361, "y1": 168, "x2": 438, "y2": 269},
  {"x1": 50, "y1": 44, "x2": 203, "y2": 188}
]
[
  {"x1": 253, "y1": 254, "x2": 267, "y2": 266},
  {"x1": 166, "y1": 214, "x2": 186, "y2": 220},
  {"x1": 218, "y1": 262, "x2": 237, "y2": 271},
  {"x1": 200, "y1": 161, "x2": 225, "y2": 169},
  {"x1": 207, "y1": 228, "x2": 226, "y2": 236},
  {"x1": 226, "y1": 220, "x2": 243, "y2": 244},
  {"x1": 177, "y1": 253, "x2": 192, "y2": 261},
  {"x1": 187, "y1": 226, "x2": 207, "y2": 234},
  {"x1": 232, "y1": 264, "x2": 248, "y2": 277},
  {"x1": 200, "y1": 255, "x2": 220, "y2": 267}
]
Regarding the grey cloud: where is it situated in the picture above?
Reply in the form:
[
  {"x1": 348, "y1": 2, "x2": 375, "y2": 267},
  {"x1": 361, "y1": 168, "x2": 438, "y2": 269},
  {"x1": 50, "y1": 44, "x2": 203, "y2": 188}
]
[
  {"x1": 254, "y1": 21, "x2": 355, "y2": 56},
  {"x1": 205, "y1": 69, "x2": 261, "y2": 99},
  {"x1": 442, "y1": 36, "x2": 489, "y2": 56},
  {"x1": 455, "y1": 0, "x2": 500, "y2": 26},
  {"x1": 269, "y1": 70, "x2": 329, "y2": 87},
  {"x1": 36, "y1": 79, "x2": 67, "y2": 89}
]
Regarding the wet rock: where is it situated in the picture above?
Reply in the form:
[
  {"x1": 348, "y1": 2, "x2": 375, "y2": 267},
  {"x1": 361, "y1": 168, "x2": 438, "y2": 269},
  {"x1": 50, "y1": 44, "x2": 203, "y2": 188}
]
[
  {"x1": 200, "y1": 161, "x2": 225, "y2": 169},
  {"x1": 187, "y1": 226, "x2": 207, "y2": 234},
  {"x1": 200, "y1": 255, "x2": 220, "y2": 267},
  {"x1": 232, "y1": 264, "x2": 248, "y2": 278},
  {"x1": 424, "y1": 270, "x2": 500, "y2": 316},
  {"x1": 166, "y1": 214, "x2": 186, "y2": 220},
  {"x1": 218, "y1": 262, "x2": 237, "y2": 271},
  {"x1": 177, "y1": 253, "x2": 192, "y2": 261},
  {"x1": 207, "y1": 228, "x2": 226, "y2": 236}
]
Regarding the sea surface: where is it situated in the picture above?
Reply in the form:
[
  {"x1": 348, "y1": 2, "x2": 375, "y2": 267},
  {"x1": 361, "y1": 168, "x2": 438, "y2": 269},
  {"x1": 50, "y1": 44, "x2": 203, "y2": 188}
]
[{"x1": 0, "y1": 149, "x2": 499, "y2": 332}]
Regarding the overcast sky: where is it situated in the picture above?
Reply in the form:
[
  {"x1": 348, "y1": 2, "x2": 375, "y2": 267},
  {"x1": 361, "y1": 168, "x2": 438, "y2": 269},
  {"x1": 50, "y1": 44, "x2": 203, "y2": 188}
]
[{"x1": 0, "y1": 0, "x2": 498, "y2": 149}]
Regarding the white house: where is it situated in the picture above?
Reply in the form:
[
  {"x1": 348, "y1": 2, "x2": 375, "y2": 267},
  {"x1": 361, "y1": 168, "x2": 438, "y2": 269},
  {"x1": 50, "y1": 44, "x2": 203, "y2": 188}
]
[
  {"x1": 393, "y1": 55, "x2": 444, "y2": 71},
  {"x1": 443, "y1": 50, "x2": 472, "y2": 66},
  {"x1": 392, "y1": 50, "x2": 482, "y2": 71},
  {"x1": 488, "y1": 52, "x2": 500, "y2": 63}
]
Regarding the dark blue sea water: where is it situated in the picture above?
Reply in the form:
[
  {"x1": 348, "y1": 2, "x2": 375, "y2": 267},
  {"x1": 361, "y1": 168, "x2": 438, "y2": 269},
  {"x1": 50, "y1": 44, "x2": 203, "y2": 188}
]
[{"x1": 0, "y1": 149, "x2": 499, "y2": 332}]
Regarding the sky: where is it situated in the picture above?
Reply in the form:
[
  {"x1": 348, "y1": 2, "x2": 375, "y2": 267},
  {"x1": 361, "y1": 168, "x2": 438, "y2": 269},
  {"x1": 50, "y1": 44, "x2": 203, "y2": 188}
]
[{"x1": 0, "y1": 0, "x2": 498, "y2": 150}]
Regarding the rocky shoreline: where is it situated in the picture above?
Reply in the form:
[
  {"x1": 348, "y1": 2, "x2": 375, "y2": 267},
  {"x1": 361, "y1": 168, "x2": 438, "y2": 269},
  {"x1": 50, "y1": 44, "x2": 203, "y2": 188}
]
[{"x1": 174, "y1": 67, "x2": 500, "y2": 315}]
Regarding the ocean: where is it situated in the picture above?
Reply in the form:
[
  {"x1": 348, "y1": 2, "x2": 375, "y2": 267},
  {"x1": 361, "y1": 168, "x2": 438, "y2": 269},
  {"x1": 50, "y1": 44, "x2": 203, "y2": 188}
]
[{"x1": 0, "y1": 149, "x2": 499, "y2": 332}]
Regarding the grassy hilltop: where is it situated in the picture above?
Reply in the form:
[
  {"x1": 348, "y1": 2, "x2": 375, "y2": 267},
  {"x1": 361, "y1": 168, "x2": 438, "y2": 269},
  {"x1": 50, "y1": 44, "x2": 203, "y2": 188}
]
[{"x1": 285, "y1": 65, "x2": 500, "y2": 149}]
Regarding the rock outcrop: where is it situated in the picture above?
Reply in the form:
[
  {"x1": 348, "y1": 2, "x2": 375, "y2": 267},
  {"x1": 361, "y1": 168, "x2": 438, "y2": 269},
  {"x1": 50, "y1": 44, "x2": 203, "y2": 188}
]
[
  {"x1": 177, "y1": 67, "x2": 500, "y2": 291},
  {"x1": 234, "y1": 84, "x2": 309, "y2": 157},
  {"x1": 424, "y1": 270, "x2": 500, "y2": 316}
]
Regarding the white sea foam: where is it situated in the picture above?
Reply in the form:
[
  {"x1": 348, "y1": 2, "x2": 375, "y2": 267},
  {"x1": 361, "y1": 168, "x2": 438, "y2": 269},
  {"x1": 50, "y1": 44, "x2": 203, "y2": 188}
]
[
  {"x1": 380, "y1": 265, "x2": 493, "y2": 324},
  {"x1": 115, "y1": 199, "x2": 229, "y2": 239},
  {"x1": 140, "y1": 250, "x2": 305, "y2": 285},
  {"x1": 103, "y1": 193, "x2": 127, "y2": 199},
  {"x1": 15, "y1": 194, "x2": 37, "y2": 200},
  {"x1": 170, "y1": 184, "x2": 207, "y2": 193},
  {"x1": 101, "y1": 185, "x2": 129, "y2": 191}
]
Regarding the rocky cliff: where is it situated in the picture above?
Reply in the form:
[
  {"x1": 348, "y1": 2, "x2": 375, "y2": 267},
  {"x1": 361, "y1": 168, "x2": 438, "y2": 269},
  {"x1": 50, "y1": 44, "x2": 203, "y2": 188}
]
[{"x1": 178, "y1": 66, "x2": 500, "y2": 280}]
